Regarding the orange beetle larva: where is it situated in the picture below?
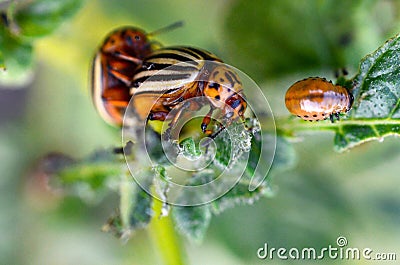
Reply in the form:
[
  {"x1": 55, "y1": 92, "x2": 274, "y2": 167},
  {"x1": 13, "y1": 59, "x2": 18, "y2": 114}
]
[{"x1": 285, "y1": 77, "x2": 353, "y2": 122}]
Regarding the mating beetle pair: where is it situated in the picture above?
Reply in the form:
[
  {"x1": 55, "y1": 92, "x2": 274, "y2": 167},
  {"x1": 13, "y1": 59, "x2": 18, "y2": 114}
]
[{"x1": 91, "y1": 24, "x2": 246, "y2": 137}]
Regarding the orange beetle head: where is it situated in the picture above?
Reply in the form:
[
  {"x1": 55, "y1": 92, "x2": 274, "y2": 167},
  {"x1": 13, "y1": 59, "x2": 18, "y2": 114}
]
[
  {"x1": 203, "y1": 65, "x2": 247, "y2": 122},
  {"x1": 101, "y1": 27, "x2": 152, "y2": 59}
]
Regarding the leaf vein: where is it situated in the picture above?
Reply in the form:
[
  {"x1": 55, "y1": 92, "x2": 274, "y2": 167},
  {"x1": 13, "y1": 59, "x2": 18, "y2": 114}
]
[{"x1": 388, "y1": 98, "x2": 400, "y2": 119}]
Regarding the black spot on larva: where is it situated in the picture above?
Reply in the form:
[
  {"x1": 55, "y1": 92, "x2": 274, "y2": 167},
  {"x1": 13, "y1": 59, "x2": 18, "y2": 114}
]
[
  {"x1": 313, "y1": 114, "x2": 317, "y2": 117},
  {"x1": 297, "y1": 115, "x2": 301, "y2": 118},
  {"x1": 304, "y1": 115, "x2": 309, "y2": 118},
  {"x1": 220, "y1": 78, "x2": 225, "y2": 82},
  {"x1": 322, "y1": 113, "x2": 325, "y2": 116},
  {"x1": 215, "y1": 95, "x2": 221, "y2": 100}
]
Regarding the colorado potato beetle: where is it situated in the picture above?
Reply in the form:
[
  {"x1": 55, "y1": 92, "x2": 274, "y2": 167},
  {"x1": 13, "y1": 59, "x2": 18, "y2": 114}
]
[
  {"x1": 285, "y1": 77, "x2": 353, "y2": 122},
  {"x1": 91, "y1": 22, "x2": 183, "y2": 126},
  {"x1": 130, "y1": 46, "x2": 247, "y2": 137}
]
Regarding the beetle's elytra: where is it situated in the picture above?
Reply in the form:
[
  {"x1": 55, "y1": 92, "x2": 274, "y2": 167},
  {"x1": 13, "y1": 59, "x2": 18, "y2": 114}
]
[
  {"x1": 91, "y1": 24, "x2": 248, "y2": 137},
  {"x1": 91, "y1": 26, "x2": 155, "y2": 126},
  {"x1": 130, "y1": 46, "x2": 247, "y2": 136},
  {"x1": 285, "y1": 77, "x2": 353, "y2": 122}
]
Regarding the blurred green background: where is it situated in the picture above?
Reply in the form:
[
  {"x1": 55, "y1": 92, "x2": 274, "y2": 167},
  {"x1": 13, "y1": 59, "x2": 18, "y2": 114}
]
[{"x1": 1, "y1": 0, "x2": 399, "y2": 264}]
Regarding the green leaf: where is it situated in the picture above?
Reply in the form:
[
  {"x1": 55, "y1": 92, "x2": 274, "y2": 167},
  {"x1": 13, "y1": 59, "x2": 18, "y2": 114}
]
[
  {"x1": 223, "y1": 0, "x2": 398, "y2": 80},
  {"x1": 179, "y1": 137, "x2": 201, "y2": 159},
  {"x1": 39, "y1": 148, "x2": 125, "y2": 204},
  {"x1": 56, "y1": 149, "x2": 124, "y2": 190},
  {"x1": 211, "y1": 135, "x2": 296, "y2": 214},
  {"x1": 212, "y1": 121, "x2": 252, "y2": 169},
  {"x1": 145, "y1": 129, "x2": 169, "y2": 165},
  {"x1": 0, "y1": 24, "x2": 33, "y2": 84},
  {"x1": 172, "y1": 132, "x2": 290, "y2": 241},
  {"x1": 172, "y1": 204, "x2": 212, "y2": 243},
  {"x1": 210, "y1": 177, "x2": 267, "y2": 215},
  {"x1": 125, "y1": 179, "x2": 153, "y2": 229},
  {"x1": 269, "y1": 135, "x2": 297, "y2": 174},
  {"x1": 105, "y1": 171, "x2": 154, "y2": 240},
  {"x1": 334, "y1": 34, "x2": 400, "y2": 151},
  {"x1": 171, "y1": 170, "x2": 214, "y2": 242},
  {"x1": 14, "y1": 0, "x2": 84, "y2": 38}
]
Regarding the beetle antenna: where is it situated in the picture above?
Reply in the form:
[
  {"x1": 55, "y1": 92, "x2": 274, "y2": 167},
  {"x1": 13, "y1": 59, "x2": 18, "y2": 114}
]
[{"x1": 148, "y1": 21, "x2": 184, "y2": 37}]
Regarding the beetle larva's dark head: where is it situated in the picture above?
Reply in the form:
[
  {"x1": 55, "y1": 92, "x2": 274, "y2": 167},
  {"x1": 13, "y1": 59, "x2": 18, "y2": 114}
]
[
  {"x1": 101, "y1": 27, "x2": 152, "y2": 59},
  {"x1": 204, "y1": 65, "x2": 247, "y2": 122}
]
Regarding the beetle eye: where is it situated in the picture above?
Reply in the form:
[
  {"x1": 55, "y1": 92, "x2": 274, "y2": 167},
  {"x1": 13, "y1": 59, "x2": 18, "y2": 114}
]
[
  {"x1": 134, "y1": 35, "x2": 141, "y2": 41},
  {"x1": 231, "y1": 99, "x2": 241, "y2": 109}
]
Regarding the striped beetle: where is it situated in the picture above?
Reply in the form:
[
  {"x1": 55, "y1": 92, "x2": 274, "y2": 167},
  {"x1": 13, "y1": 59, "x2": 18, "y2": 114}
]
[
  {"x1": 130, "y1": 46, "x2": 247, "y2": 137},
  {"x1": 91, "y1": 22, "x2": 182, "y2": 126}
]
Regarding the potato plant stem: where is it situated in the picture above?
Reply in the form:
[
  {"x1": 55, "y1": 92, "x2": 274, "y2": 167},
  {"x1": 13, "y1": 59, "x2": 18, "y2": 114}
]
[{"x1": 149, "y1": 200, "x2": 186, "y2": 265}]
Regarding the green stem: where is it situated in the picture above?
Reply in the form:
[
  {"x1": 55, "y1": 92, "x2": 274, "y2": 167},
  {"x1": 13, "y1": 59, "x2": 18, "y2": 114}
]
[
  {"x1": 149, "y1": 200, "x2": 186, "y2": 265},
  {"x1": 270, "y1": 116, "x2": 400, "y2": 135}
]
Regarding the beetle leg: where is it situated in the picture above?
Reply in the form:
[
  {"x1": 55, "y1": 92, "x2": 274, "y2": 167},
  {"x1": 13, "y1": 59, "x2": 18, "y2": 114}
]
[
  {"x1": 109, "y1": 69, "x2": 132, "y2": 86},
  {"x1": 114, "y1": 53, "x2": 143, "y2": 65},
  {"x1": 201, "y1": 107, "x2": 215, "y2": 133},
  {"x1": 148, "y1": 111, "x2": 168, "y2": 121},
  {"x1": 210, "y1": 123, "x2": 226, "y2": 139},
  {"x1": 163, "y1": 100, "x2": 193, "y2": 139},
  {"x1": 200, "y1": 123, "x2": 226, "y2": 148},
  {"x1": 335, "y1": 113, "x2": 340, "y2": 121}
]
